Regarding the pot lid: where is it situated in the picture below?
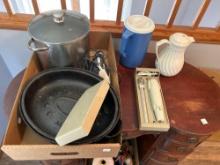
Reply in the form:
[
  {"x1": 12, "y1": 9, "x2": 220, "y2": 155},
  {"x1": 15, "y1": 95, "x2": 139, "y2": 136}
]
[
  {"x1": 124, "y1": 15, "x2": 155, "y2": 34},
  {"x1": 28, "y1": 10, "x2": 89, "y2": 44},
  {"x1": 169, "y1": 33, "x2": 195, "y2": 47}
]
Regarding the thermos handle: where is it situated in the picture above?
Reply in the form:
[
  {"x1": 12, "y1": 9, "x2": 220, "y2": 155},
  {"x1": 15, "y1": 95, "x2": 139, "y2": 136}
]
[
  {"x1": 28, "y1": 38, "x2": 49, "y2": 52},
  {"x1": 155, "y1": 39, "x2": 170, "y2": 60},
  {"x1": 120, "y1": 30, "x2": 133, "y2": 57}
]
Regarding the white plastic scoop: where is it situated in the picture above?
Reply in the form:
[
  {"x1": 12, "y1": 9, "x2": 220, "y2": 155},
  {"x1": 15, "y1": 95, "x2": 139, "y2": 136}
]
[{"x1": 147, "y1": 79, "x2": 165, "y2": 122}]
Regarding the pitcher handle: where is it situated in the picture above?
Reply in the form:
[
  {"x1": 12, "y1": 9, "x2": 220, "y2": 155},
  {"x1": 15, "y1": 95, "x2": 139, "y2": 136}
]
[
  {"x1": 155, "y1": 39, "x2": 170, "y2": 60},
  {"x1": 120, "y1": 30, "x2": 133, "y2": 57}
]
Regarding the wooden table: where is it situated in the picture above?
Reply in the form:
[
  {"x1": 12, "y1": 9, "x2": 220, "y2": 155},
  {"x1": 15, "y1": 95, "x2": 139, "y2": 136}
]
[
  {"x1": 3, "y1": 53, "x2": 220, "y2": 164},
  {"x1": 118, "y1": 53, "x2": 220, "y2": 137},
  {"x1": 118, "y1": 53, "x2": 220, "y2": 164}
]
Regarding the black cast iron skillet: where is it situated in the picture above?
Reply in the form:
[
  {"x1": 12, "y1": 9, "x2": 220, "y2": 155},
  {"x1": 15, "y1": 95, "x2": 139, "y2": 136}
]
[{"x1": 20, "y1": 68, "x2": 119, "y2": 144}]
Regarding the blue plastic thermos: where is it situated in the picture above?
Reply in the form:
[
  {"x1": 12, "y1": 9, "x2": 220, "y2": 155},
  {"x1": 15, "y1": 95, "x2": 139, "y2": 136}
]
[{"x1": 119, "y1": 15, "x2": 155, "y2": 68}]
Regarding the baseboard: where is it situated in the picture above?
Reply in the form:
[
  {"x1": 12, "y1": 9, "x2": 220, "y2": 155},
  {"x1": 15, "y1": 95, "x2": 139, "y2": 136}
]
[{"x1": 199, "y1": 68, "x2": 220, "y2": 86}]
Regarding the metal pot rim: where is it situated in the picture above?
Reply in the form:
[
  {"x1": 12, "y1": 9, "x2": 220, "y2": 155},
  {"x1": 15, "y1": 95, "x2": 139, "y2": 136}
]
[{"x1": 27, "y1": 10, "x2": 90, "y2": 45}]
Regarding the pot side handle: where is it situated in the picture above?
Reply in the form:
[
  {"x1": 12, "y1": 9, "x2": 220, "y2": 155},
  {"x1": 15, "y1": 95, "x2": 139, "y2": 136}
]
[
  {"x1": 28, "y1": 38, "x2": 49, "y2": 52},
  {"x1": 155, "y1": 39, "x2": 170, "y2": 61}
]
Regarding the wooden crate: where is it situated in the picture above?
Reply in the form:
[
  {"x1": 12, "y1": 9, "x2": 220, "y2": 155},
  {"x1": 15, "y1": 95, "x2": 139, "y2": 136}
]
[{"x1": 1, "y1": 32, "x2": 121, "y2": 160}]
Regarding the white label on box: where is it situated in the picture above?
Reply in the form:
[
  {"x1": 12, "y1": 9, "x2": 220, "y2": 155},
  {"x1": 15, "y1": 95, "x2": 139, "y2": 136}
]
[{"x1": 102, "y1": 148, "x2": 111, "y2": 152}]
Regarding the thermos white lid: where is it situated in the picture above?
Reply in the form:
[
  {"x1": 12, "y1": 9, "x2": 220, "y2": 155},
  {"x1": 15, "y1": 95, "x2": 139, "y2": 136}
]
[
  {"x1": 124, "y1": 15, "x2": 155, "y2": 34},
  {"x1": 169, "y1": 33, "x2": 195, "y2": 47}
]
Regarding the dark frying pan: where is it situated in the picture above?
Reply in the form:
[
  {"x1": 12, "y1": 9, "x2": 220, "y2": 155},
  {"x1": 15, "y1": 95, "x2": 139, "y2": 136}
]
[{"x1": 20, "y1": 68, "x2": 119, "y2": 144}]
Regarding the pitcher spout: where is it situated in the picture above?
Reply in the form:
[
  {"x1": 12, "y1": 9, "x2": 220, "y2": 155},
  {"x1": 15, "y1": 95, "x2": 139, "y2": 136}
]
[{"x1": 187, "y1": 36, "x2": 195, "y2": 45}]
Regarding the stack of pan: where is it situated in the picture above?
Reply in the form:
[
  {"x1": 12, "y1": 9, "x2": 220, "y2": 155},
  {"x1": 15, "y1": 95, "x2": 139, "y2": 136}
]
[{"x1": 19, "y1": 68, "x2": 120, "y2": 144}]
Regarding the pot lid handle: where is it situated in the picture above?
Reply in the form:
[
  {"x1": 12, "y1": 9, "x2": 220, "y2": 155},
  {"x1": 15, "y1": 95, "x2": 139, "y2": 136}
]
[{"x1": 53, "y1": 11, "x2": 64, "y2": 23}]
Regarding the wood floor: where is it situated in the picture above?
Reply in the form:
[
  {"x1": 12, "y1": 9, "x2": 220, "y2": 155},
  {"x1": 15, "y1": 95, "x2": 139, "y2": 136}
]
[
  {"x1": 199, "y1": 68, "x2": 220, "y2": 87},
  {"x1": 0, "y1": 154, "x2": 42, "y2": 165},
  {"x1": 180, "y1": 131, "x2": 220, "y2": 165},
  {"x1": 0, "y1": 154, "x2": 86, "y2": 165}
]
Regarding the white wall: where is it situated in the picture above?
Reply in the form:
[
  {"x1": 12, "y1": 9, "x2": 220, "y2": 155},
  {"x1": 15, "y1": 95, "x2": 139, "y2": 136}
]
[
  {"x1": 128, "y1": 0, "x2": 220, "y2": 27},
  {"x1": 0, "y1": 55, "x2": 12, "y2": 142},
  {"x1": 184, "y1": 43, "x2": 220, "y2": 69},
  {"x1": 0, "y1": 30, "x2": 31, "y2": 77},
  {"x1": 0, "y1": 1, "x2": 6, "y2": 12}
]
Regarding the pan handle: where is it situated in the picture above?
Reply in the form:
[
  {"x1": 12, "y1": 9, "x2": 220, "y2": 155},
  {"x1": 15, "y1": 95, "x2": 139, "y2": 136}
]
[{"x1": 28, "y1": 38, "x2": 49, "y2": 52}]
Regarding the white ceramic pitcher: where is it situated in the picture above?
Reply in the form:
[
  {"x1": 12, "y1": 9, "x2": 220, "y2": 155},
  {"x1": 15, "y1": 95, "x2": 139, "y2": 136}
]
[{"x1": 155, "y1": 33, "x2": 195, "y2": 77}]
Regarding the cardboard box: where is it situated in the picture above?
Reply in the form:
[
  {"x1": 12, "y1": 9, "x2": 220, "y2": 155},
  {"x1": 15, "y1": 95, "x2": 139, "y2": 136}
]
[
  {"x1": 1, "y1": 32, "x2": 121, "y2": 160},
  {"x1": 135, "y1": 68, "x2": 170, "y2": 132}
]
